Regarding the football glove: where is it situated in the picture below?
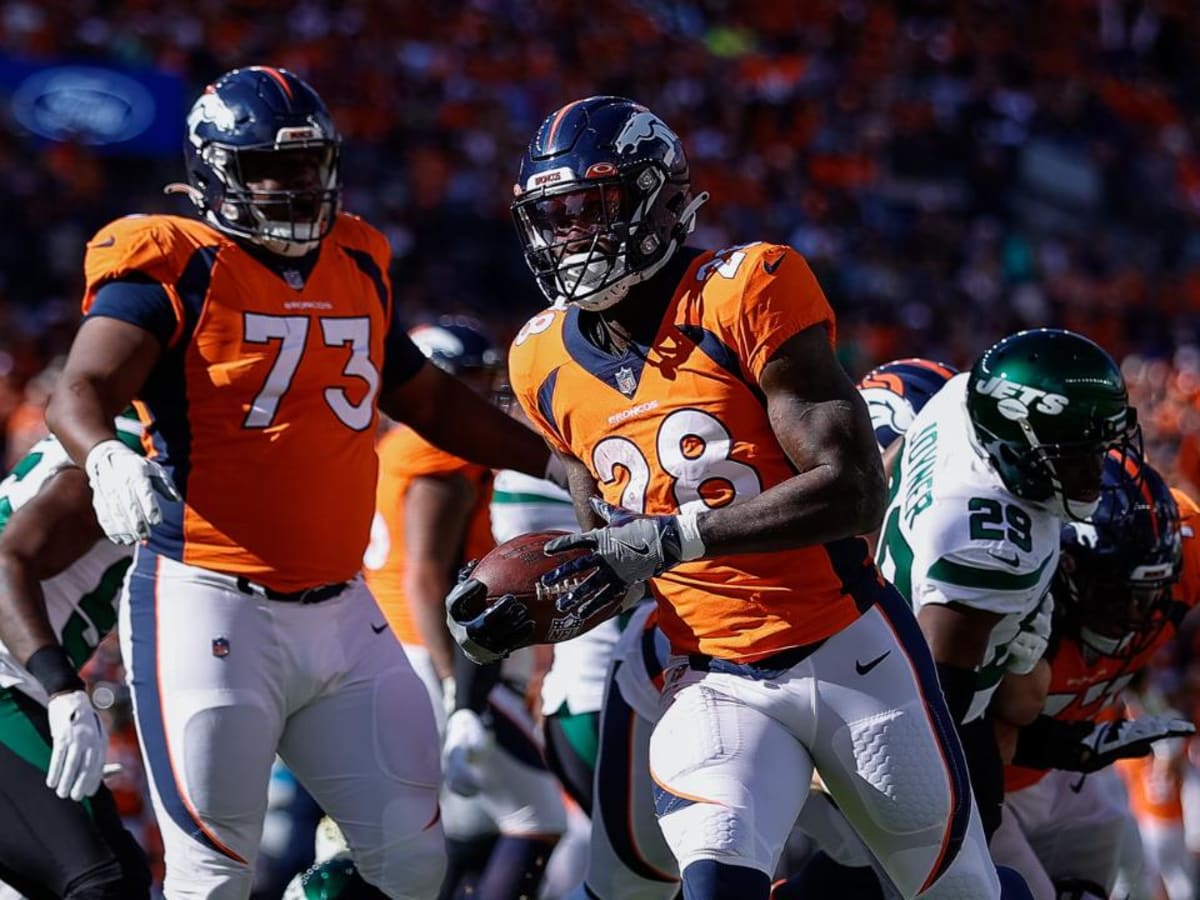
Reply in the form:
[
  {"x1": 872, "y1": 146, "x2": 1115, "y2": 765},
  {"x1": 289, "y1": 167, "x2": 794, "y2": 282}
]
[
  {"x1": 1006, "y1": 593, "x2": 1052, "y2": 675},
  {"x1": 46, "y1": 690, "x2": 108, "y2": 802},
  {"x1": 442, "y1": 708, "x2": 493, "y2": 797},
  {"x1": 85, "y1": 439, "x2": 180, "y2": 544},
  {"x1": 541, "y1": 498, "x2": 704, "y2": 614},
  {"x1": 1072, "y1": 715, "x2": 1196, "y2": 773},
  {"x1": 444, "y1": 560, "x2": 535, "y2": 665}
]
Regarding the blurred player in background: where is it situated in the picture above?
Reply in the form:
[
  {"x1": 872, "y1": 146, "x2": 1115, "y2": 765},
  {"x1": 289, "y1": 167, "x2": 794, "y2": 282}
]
[
  {"x1": 363, "y1": 317, "x2": 565, "y2": 900},
  {"x1": 44, "y1": 66, "x2": 551, "y2": 899},
  {"x1": 450, "y1": 95, "x2": 1001, "y2": 899},
  {"x1": 0, "y1": 412, "x2": 150, "y2": 898}
]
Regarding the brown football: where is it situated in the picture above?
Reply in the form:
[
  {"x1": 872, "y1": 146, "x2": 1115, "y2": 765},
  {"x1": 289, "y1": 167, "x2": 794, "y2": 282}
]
[{"x1": 467, "y1": 530, "x2": 602, "y2": 645}]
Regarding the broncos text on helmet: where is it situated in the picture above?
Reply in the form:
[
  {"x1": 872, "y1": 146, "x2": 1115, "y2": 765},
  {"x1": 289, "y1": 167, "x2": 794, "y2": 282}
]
[
  {"x1": 511, "y1": 96, "x2": 709, "y2": 311},
  {"x1": 1055, "y1": 451, "x2": 1183, "y2": 658},
  {"x1": 857, "y1": 358, "x2": 958, "y2": 451},
  {"x1": 168, "y1": 66, "x2": 341, "y2": 257}
]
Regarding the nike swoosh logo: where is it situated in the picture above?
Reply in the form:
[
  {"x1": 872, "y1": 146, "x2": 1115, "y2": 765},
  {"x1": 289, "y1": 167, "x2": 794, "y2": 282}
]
[
  {"x1": 988, "y1": 551, "x2": 1021, "y2": 567},
  {"x1": 855, "y1": 650, "x2": 890, "y2": 676},
  {"x1": 92, "y1": 236, "x2": 116, "y2": 248},
  {"x1": 614, "y1": 539, "x2": 653, "y2": 559},
  {"x1": 370, "y1": 622, "x2": 388, "y2": 635},
  {"x1": 762, "y1": 253, "x2": 785, "y2": 274}
]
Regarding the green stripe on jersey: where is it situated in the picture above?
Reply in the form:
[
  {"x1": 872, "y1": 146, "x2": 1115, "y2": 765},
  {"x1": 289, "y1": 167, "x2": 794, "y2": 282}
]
[
  {"x1": 928, "y1": 555, "x2": 1052, "y2": 592},
  {"x1": 491, "y1": 490, "x2": 573, "y2": 506}
]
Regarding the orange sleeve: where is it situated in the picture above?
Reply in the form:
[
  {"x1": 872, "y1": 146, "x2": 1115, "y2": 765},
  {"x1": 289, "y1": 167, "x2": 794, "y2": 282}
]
[
  {"x1": 82, "y1": 217, "x2": 186, "y2": 344},
  {"x1": 729, "y1": 245, "x2": 836, "y2": 382},
  {"x1": 508, "y1": 311, "x2": 573, "y2": 456},
  {"x1": 1172, "y1": 487, "x2": 1200, "y2": 610}
]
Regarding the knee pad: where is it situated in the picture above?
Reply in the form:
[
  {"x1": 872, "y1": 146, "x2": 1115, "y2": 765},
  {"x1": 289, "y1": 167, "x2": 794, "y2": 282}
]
[{"x1": 354, "y1": 826, "x2": 446, "y2": 900}]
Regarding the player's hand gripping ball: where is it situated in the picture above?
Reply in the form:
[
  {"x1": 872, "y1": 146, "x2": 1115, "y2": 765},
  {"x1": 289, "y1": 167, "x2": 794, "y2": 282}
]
[{"x1": 445, "y1": 530, "x2": 601, "y2": 664}]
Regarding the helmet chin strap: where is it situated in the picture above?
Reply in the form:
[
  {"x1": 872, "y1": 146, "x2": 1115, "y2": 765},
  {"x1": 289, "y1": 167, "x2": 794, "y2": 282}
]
[
  {"x1": 166, "y1": 183, "x2": 322, "y2": 257},
  {"x1": 560, "y1": 191, "x2": 711, "y2": 311}
]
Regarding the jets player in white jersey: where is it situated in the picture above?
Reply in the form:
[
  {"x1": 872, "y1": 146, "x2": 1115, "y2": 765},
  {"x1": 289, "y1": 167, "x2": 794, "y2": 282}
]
[
  {"x1": 0, "y1": 411, "x2": 151, "y2": 898},
  {"x1": 876, "y1": 328, "x2": 1140, "y2": 843}
]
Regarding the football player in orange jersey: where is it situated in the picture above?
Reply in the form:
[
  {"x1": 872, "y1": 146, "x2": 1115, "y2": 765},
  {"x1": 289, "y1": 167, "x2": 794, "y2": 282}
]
[
  {"x1": 988, "y1": 454, "x2": 1198, "y2": 899},
  {"x1": 448, "y1": 96, "x2": 1001, "y2": 899},
  {"x1": 43, "y1": 67, "x2": 552, "y2": 899}
]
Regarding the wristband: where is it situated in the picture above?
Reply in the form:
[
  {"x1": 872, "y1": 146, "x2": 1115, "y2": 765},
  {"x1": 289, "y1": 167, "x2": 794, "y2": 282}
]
[
  {"x1": 25, "y1": 645, "x2": 85, "y2": 697},
  {"x1": 674, "y1": 509, "x2": 706, "y2": 562}
]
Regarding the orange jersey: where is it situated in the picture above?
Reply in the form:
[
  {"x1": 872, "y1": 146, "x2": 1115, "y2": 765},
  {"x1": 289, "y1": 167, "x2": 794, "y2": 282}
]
[
  {"x1": 1005, "y1": 487, "x2": 1200, "y2": 792},
  {"x1": 363, "y1": 426, "x2": 494, "y2": 645},
  {"x1": 82, "y1": 214, "x2": 423, "y2": 590},
  {"x1": 509, "y1": 242, "x2": 877, "y2": 662},
  {"x1": 1118, "y1": 750, "x2": 1185, "y2": 823}
]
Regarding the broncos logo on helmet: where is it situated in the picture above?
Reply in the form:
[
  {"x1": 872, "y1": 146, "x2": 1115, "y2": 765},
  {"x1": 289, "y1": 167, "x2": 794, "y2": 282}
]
[{"x1": 857, "y1": 358, "x2": 958, "y2": 451}]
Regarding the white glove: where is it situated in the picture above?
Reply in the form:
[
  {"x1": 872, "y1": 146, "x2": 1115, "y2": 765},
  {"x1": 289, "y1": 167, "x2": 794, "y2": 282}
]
[
  {"x1": 1007, "y1": 595, "x2": 1053, "y2": 675},
  {"x1": 442, "y1": 709, "x2": 493, "y2": 797},
  {"x1": 1076, "y1": 714, "x2": 1197, "y2": 773},
  {"x1": 46, "y1": 690, "x2": 108, "y2": 802},
  {"x1": 84, "y1": 439, "x2": 179, "y2": 544}
]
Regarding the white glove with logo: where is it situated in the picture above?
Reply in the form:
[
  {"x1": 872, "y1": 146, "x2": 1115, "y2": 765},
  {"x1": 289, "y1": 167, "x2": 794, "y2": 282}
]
[
  {"x1": 1007, "y1": 594, "x2": 1053, "y2": 675},
  {"x1": 84, "y1": 439, "x2": 179, "y2": 544},
  {"x1": 1075, "y1": 715, "x2": 1197, "y2": 773},
  {"x1": 46, "y1": 690, "x2": 108, "y2": 802},
  {"x1": 442, "y1": 709, "x2": 493, "y2": 797}
]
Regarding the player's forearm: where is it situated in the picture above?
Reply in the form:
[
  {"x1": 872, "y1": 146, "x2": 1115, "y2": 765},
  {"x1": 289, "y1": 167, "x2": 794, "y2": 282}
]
[
  {"x1": 693, "y1": 456, "x2": 884, "y2": 557},
  {"x1": 45, "y1": 375, "x2": 121, "y2": 466},
  {"x1": 406, "y1": 566, "x2": 458, "y2": 679},
  {"x1": 0, "y1": 554, "x2": 60, "y2": 668},
  {"x1": 420, "y1": 403, "x2": 549, "y2": 477}
]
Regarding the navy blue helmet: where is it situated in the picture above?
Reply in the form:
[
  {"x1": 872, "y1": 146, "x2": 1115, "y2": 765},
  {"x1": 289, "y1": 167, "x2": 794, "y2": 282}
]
[
  {"x1": 511, "y1": 96, "x2": 708, "y2": 310},
  {"x1": 857, "y1": 358, "x2": 958, "y2": 450},
  {"x1": 174, "y1": 66, "x2": 340, "y2": 256},
  {"x1": 1055, "y1": 451, "x2": 1183, "y2": 657},
  {"x1": 408, "y1": 317, "x2": 501, "y2": 375}
]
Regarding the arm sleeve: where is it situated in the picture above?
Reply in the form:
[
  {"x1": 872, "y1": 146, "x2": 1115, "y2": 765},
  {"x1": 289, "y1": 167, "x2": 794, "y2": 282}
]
[
  {"x1": 454, "y1": 651, "x2": 501, "y2": 715},
  {"x1": 382, "y1": 315, "x2": 428, "y2": 389},
  {"x1": 86, "y1": 278, "x2": 178, "y2": 346}
]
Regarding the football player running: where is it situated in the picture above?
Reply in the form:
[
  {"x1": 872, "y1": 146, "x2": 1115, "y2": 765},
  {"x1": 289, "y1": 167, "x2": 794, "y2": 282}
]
[
  {"x1": 449, "y1": 96, "x2": 1000, "y2": 899},
  {"x1": 44, "y1": 67, "x2": 552, "y2": 899},
  {"x1": 876, "y1": 328, "x2": 1142, "y2": 846},
  {"x1": 0, "y1": 413, "x2": 151, "y2": 898},
  {"x1": 990, "y1": 454, "x2": 1197, "y2": 900}
]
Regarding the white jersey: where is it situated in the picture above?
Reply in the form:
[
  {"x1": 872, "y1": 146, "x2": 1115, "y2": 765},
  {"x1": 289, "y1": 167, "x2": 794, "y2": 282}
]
[
  {"x1": 490, "y1": 469, "x2": 619, "y2": 715},
  {"x1": 876, "y1": 375, "x2": 1059, "y2": 722},
  {"x1": 0, "y1": 416, "x2": 143, "y2": 703}
]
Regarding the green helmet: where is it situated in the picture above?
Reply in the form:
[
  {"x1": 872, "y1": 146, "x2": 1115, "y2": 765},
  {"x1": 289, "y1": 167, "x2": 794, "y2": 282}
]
[
  {"x1": 966, "y1": 329, "x2": 1138, "y2": 519},
  {"x1": 282, "y1": 853, "x2": 379, "y2": 900}
]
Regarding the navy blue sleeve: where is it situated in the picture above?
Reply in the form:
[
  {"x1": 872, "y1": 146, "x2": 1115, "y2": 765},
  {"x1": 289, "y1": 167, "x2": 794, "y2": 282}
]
[
  {"x1": 382, "y1": 314, "x2": 428, "y2": 388},
  {"x1": 87, "y1": 277, "x2": 177, "y2": 346}
]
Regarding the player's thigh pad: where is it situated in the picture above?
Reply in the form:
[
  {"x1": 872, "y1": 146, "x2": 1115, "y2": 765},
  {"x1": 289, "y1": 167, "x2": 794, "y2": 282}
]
[
  {"x1": 802, "y1": 598, "x2": 994, "y2": 899},
  {"x1": 586, "y1": 668, "x2": 679, "y2": 899},
  {"x1": 279, "y1": 579, "x2": 445, "y2": 897},
  {"x1": 647, "y1": 663, "x2": 813, "y2": 877},
  {"x1": 122, "y1": 551, "x2": 282, "y2": 897}
]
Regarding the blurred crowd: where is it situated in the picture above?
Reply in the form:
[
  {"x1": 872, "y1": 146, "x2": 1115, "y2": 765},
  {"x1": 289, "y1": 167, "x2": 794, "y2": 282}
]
[
  {"x1": 7, "y1": 0, "x2": 1200, "y2": 894},
  {"x1": 4, "y1": 0, "x2": 1200, "y2": 477}
]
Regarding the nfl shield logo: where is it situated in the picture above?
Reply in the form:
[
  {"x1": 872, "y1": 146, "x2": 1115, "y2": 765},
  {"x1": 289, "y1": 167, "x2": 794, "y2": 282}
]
[
  {"x1": 212, "y1": 637, "x2": 230, "y2": 659},
  {"x1": 282, "y1": 269, "x2": 305, "y2": 290},
  {"x1": 615, "y1": 366, "x2": 637, "y2": 397}
]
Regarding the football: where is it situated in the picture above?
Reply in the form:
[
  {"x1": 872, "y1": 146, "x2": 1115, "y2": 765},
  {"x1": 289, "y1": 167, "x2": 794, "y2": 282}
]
[{"x1": 468, "y1": 530, "x2": 603, "y2": 645}]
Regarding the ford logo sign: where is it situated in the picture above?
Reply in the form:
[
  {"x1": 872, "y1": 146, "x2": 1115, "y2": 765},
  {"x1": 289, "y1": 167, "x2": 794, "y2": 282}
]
[{"x1": 11, "y1": 66, "x2": 155, "y2": 145}]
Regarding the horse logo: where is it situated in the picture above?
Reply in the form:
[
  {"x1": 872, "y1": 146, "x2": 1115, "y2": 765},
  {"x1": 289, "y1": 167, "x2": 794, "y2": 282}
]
[{"x1": 614, "y1": 111, "x2": 678, "y2": 166}]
